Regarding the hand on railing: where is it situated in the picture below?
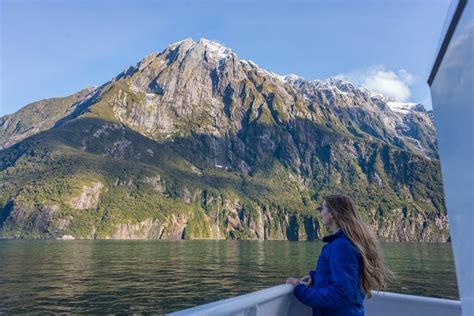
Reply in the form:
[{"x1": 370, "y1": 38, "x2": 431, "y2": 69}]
[
  {"x1": 299, "y1": 274, "x2": 312, "y2": 287},
  {"x1": 287, "y1": 275, "x2": 313, "y2": 287}
]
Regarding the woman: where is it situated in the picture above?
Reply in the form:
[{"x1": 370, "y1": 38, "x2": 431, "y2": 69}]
[{"x1": 286, "y1": 195, "x2": 394, "y2": 316}]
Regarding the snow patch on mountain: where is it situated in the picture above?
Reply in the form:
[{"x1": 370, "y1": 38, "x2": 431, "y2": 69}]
[
  {"x1": 387, "y1": 102, "x2": 421, "y2": 114},
  {"x1": 196, "y1": 38, "x2": 233, "y2": 60}
]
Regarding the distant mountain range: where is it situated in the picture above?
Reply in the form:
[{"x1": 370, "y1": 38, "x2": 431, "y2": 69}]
[{"x1": 0, "y1": 38, "x2": 448, "y2": 241}]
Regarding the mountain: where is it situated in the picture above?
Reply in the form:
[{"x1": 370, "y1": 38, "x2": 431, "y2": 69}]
[
  {"x1": 0, "y1": 38, "x2": 448, "y2": 241},
  {"x1": 0, "y1": 88, "x2": 95, "y2": 149}
]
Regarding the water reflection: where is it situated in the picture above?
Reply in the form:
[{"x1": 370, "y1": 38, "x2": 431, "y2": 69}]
[{"x1": 0, "y1": 240, "x2": 458, "y2": 314}]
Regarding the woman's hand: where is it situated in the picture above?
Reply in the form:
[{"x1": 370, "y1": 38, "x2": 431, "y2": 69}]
[
  {"x1": 300, "y1": 274, "x2": 312, "y2": 286},
  {"x1": 286, "y1": 277, "x2": 301, "y2": 287}
]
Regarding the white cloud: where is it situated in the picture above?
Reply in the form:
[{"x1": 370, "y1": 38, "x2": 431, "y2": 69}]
[
  {"x1": 337, "y1": 65, "x2": 416, "y2": 102},
  {"x1": 399, "y1": 69, "x2": 415, "y2": 85}
]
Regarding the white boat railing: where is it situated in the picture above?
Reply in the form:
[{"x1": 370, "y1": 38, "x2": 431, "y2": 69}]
[{"x1": 167, "y1": 284, "x2": 461, "y2": 316}]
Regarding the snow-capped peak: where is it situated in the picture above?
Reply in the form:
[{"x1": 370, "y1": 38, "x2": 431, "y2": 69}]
[
  {"x1": 161, "y1": 39, "x2": 428, "y2": 116},
  {"x1": 387, "y1": 101, "x2": 421, "y2": 114},
  {"x1": 240, "y1": 59, "x2": 289, "y2": 82},
  {"x1": 283, "y1": 73, "x2": 305, "y2": 83},
  {"x1": 165, "y1": 38, "x2": 234, "y2": 62},
  {"x1": 313, "y1": 77, "x2": 353, "y2": 88},
  {"x1": 169, "y1": 38, "x2": 193, "y2": 48},
  {"x1": 196, "y1": 38, "x2": 233, "y2": 60}
]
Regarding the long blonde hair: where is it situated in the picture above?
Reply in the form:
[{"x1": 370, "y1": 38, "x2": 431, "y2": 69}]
[{"x1": 323, "y1": 194, "x2": 395, "y2": 298}]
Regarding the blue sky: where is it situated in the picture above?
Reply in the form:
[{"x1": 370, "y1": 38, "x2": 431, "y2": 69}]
[{"x1": 1, "y1": 0, "x2": 451, "y2": 116}]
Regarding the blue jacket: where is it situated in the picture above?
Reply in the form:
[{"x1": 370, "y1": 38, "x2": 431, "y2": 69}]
[{"x1": 293, "y1": 229, "x2": 366, "y2": 316}]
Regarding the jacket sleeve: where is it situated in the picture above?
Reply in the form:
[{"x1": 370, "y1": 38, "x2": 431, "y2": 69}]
[
  {"x1": 293, "y1": 240, "x2": 361, "y2": 309},
  {"x1": 308, "y1": 270, "x2": 315, "y2": 287}
]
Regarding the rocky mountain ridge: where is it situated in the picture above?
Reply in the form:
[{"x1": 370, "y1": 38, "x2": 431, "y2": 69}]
[{"x1": 0, "y1": 38, "x2": 447, "y2": 241}]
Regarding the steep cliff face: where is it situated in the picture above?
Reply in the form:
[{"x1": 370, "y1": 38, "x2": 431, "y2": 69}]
[
  {"x1": 69, "y1": 182, "x2": 104, "y2": 210},
  {"x1": 0, "y1": 182, "x2": 448, "y2": 242},
  {"x1": 371, "y1": 210, "x2": 449, "y2": 242},
  {"x1": 0, "y1": 38, "x2": 448, "y2": 241}
]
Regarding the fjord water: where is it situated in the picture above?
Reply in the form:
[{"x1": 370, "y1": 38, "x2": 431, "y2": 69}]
[{"x1": 0, "y1": 240, "x2": 458, "y2": 314}]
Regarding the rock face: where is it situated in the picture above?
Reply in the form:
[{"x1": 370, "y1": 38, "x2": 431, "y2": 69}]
[
  {"x1": 110, "y1": 218, "x2": 164, "y2": 239},
  {"x1": 69, "y1": 182, "x2": 104, "y2": 210},
  {"x1": 46, "y1": 192, "x2": 447, "y2": 242},
  {"x1": 286, "y1": 77, "x2": 438, "y2": 159},
  {"x1": 0, "y1": 38, "x2": 448, "y2": 241}
]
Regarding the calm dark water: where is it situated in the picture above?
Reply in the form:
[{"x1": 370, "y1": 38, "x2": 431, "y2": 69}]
[{"x1": 0, "y1": 240, "x2": 459, "y2": 314}]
